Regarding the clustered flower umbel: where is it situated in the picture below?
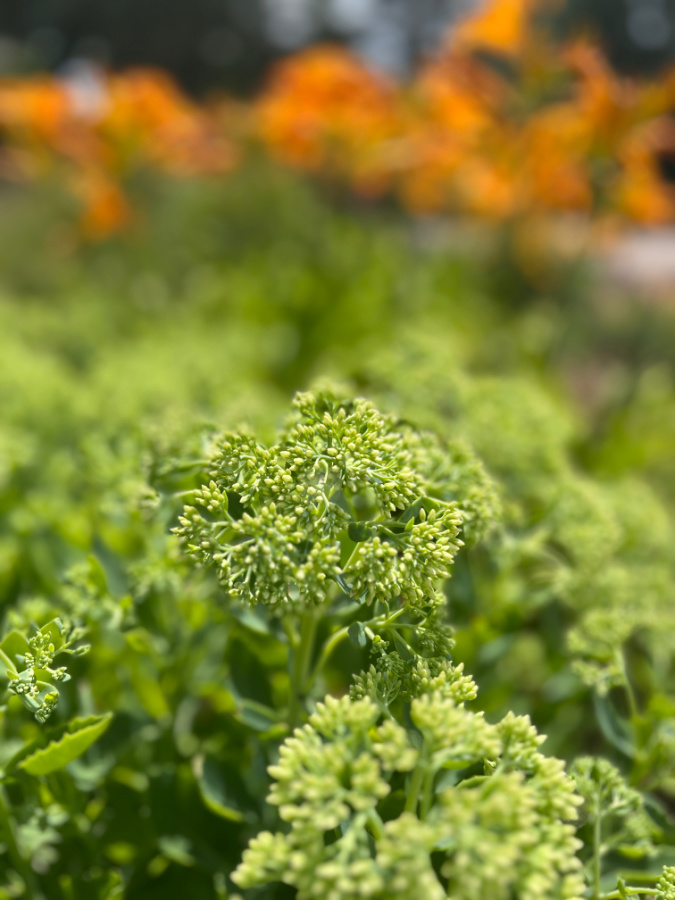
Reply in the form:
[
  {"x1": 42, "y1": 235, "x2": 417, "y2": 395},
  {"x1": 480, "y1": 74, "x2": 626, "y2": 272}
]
[
  {"x1": 233, "y1": 665, "x2": 586, "y2": 900},
  {"x1": 570, "y1": 756, "x2": 662, "y2": 861},
  {"x1": 659, "y1": 868, "x2": 675, "y2": 900},
  {"x1": 175, "y1": 391, "x2": 496, "y2": 610},
  {"x1": 8, "y1": 630, "x2": 70, "y2": 723}
]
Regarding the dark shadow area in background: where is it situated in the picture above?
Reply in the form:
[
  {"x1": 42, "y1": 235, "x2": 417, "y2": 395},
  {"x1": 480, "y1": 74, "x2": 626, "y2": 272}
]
[{"x1": 1, "y1": 0, "x2": 675, "y2": 95}]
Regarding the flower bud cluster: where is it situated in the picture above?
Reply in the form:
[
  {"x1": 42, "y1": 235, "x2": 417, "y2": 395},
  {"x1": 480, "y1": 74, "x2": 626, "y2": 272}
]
[
  {"x1": 233, "y1": 670, "x2": 584, "y2": 899},
  {"x1": 5, "y1": 623, "x2": 81, "y2": 723},
  {"x1": 659, "y1": 867, "x2": 675, "y2": 899},
  {"x1": 345, "y1": 507, "x2": 462, "y2": 606},
  {"x1": 289, "y1": 392, "x2": 421, "y2": 511},
  {"x1": 411, "y1": 658, "x2": 478, "y2": 703},
  {"x1": 433, "y1": 769, "x2": 582, "y2": 900},
  {"x1": 570, "y1": 757, "x2": 644, "y2": 818},
  {"x1": 411, "y1": 693, "x2": 501, "y2": 764},
  {"x1": 570, "y1": 756, "x2": 660, "y2": 859},
  {"x1": 407, "y1": 432, "x2": 500, "y2": 546},
  {"x1": 176, "y1": 391, "x2": 488, "y2": 609},
  {"x1": 350, "y1": 641, "x2": 467, "y2": 710}
]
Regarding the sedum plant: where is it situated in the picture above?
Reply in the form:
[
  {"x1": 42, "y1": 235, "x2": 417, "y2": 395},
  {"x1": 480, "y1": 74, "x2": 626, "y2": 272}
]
[
  {"x1": 3, "y1": 171, "x2": 675, "y2": 900},
  {"x1": 232, "y1": 676, "x2": 585, "y2": 899},
  {"x1": 173, "y1": 388, "x2": 675, "y2": 899},
  {"x1": 2, "y1": 349, "x2": 675, "y2": 899},
  {"x1": 174, "y1": 389, "x2": 590, "y2": 898},
  {"x1": 174, "y1": 389, "x2": 498, "y2": 726},
  {"x1": 1, "y1": 620, "x2": 88, "y2": 724},
  {"x1": 174, "y1": 389, "x2": 497, "y2": 608}
]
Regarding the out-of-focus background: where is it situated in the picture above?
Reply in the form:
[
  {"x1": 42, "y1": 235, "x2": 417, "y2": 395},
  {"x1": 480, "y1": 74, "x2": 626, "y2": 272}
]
[
  {"x1": 2, "y1": 2, "x2": 675, "y2": 897},
  {"x1": 2, "y1": 0, "x2": 675, "y2": 88}
]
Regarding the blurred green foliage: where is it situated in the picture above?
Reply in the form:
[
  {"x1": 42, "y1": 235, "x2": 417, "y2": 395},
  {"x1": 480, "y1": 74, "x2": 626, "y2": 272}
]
[{"x1": 0, "y1": 166, "x2": 675, "y2": 897}]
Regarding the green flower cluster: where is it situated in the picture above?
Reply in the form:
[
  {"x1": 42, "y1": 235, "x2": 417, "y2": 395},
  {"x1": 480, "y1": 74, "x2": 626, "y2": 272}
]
[
  {"x1": 1, "y1": 620, "x2": 87, "y2": 723},
  {"x1": 406, "y1": 432, "x2": 501, "y2": 546},
  {"x1": 354, "y1": 334, "x2": 675, "y2": 699},
  {"x1": 570, "y1": 757, "x2": 660, "y2": 865},
  {"x1": 175, "y1": 390, "x2": 497, "y2": 610},
  {"x1": 233, "y1": 674, "x2": 584, "y2": 900},
  {"x1": 659, "y1": 868, "x2": 675, "y2": 900}
]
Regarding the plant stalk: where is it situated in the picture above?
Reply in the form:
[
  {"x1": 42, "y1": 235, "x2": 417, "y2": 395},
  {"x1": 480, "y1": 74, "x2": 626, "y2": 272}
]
[
  {"x1": 592, "y1": 810, "x2": 602, "y2": 900},
  {"x1": 288, "y1": 606, "x2": 319, "y2": 730},
  {"x1": 405, "y1": 757, "x2": 427, "y2": 815}
]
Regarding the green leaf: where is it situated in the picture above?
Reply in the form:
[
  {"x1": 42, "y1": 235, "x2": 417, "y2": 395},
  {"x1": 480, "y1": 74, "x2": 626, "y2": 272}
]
[
  {"x1": 129, "y1": 662, "x2": 170, "y2": 719},
  {"x1": 421, "y1": 497, "x2": 454, "y2": 514},
  {"x1": 232, "y1": 605, "x2": 273, "y2": 637},
  {"x1": 334, "y1": 572, "x2": 352, "y2": 596},
  {"x1": 195, "y1": 756, "x2": 245, "y2": 823},
  {"x1": 101, "y1": 871, "x2": 124, "y2": 900},
  {"x1": 125, "y1": 628, "x2": 160, "y2": 654},
  {"x1": 20, "y1": 713, "x2": 112, "y2": 776},
  {"x1": 617, "y1": 843, "x2": 652, "y2": 859},
  {"x1": 348, "y1": 622, "x2": 368, "y2": 649},
  {"x1": 88, "y1": 554, "x2": 108, "y2": 593},
  {"x1": 593, "y1": 693, "x2": 636, "y2": 759},
  {"x1": 235, "y1": 699, "x2": 279, "y2": 733},
  {"x1": 0, "y1": 632, "x2": 30, "y2": 676},
  {"x1": 157, "y1": 835, "x2": 195, "y2": 867},
  {"x1": 399, "y1": 498, "x2": 423, "y2": 525},
  {"x1": 329, "y1": 491, "x2": 352, "y2": 515},
  {"x1": 226, "y1": 491, "x2": 245, "y2": 521},
  {"x1": 617, "y1": 878, "x2": 629, "y2": 900},
  {"x1": 38, "y1": 619, "x2": 67, "y2": 651},
  {"x1": 348, "y1": 522, "x2": 373, "y2": 543}
]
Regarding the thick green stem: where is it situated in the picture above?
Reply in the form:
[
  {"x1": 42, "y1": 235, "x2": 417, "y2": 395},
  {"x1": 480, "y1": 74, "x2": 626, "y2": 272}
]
[
  {"x1": 405, "y1": 757, "x2": 427, "y2": 815},
  {"x1": 420, "y1": 767, "x2": 435, "y2": 820},
  {"x1": 597, "y1": 891, "x2": 655, "y2": 899},
  {"x1": 618, "y1": 649, "x2": 639, "y2": 722},
  {"x1": 288, "y1": 607, "x2": 319, "y2": 730},
  {"x1": 365, "y1": 809, "x2": 385, "y2": 841},
  {"x1": 312, "y1": 625, "x2": 350, "y2": 679},
  {"x1": 592, "y1": 810, "x2": 603, "y2": 899}
]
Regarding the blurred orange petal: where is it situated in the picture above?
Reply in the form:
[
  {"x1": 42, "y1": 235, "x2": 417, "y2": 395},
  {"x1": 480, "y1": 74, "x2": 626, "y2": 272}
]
[
  {"x1": 453, "y1": 0, "x2": 538, "y2": 56},
  {"x1": 75, "y1": 172, "x2": 133, "y2": 239}
]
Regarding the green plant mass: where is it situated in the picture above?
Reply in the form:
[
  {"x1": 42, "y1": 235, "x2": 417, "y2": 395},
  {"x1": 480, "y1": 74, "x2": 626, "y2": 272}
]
[{"x1": 1, "y1": 170, "x2": 675, "y2": 899}]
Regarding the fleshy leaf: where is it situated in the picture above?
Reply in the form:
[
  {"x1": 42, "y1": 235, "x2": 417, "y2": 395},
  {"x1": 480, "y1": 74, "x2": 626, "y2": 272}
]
[{"x1": 20, "y1": 713, "x2": 113, "y2": 776}]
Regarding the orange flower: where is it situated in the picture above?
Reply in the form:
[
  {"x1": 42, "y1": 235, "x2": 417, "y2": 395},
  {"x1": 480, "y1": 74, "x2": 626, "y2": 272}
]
[
  {"x1": 0, "y1": 78, "x2": 71, "y2": 143},
  {"x1": 257, "y1": 45, "x2": 399, "y2": 195},
  {"x1": 452, "y1": 0, "x2": 540, "y2": 57},
  {"x1": 74, "y1": 170, "x2": 133, "y2": 239},
  {"x1": 613, "y1": 130, "x2": 675, "y2": 225},
  {"x1": 520, "y1": 106, "x2": 593, "y2": 212},
  {"x1": 2, "y1": 0, "x2": 675, "y2": 238},
  {"x1": 0, "y1": 67, "x2": 237, "y2": 239},
  {"x1": 100, "y1": 69, "x2": 235, "y2": 176}
]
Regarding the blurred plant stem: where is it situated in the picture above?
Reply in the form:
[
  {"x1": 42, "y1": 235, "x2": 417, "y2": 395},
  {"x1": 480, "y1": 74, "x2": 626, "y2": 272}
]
[{"x1": 288, "y1": 606, "x2": 320, "y2": 730}]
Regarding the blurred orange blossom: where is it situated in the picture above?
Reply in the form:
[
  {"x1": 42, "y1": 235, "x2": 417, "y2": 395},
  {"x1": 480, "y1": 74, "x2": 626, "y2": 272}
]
[{"x1": 1, "y1": 0, "x2": 675, "y2": 238}]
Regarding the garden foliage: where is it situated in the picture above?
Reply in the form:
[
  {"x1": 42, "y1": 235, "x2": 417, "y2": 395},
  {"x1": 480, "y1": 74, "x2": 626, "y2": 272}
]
[{"x1": 0, "y1": 171, "x2": 675, "y2": 898}]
